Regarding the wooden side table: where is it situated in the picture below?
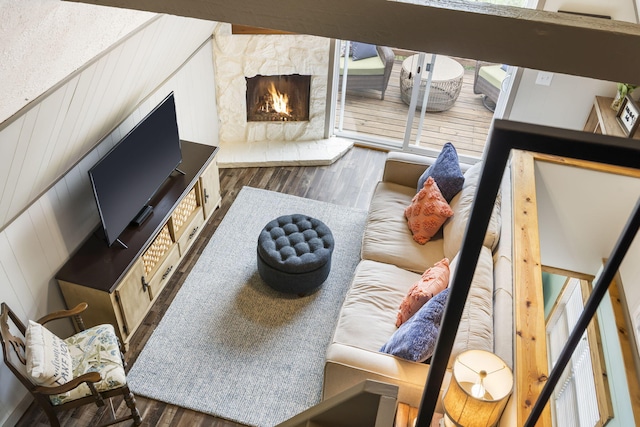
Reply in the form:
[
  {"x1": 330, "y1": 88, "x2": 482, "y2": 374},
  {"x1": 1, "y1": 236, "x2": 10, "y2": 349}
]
[{"x1": 584, "y1": 96, "x2": 640, "y2": 139}]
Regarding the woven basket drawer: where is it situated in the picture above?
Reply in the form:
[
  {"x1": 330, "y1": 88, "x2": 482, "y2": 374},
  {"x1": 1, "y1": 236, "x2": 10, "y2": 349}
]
[
  {"x1": 142, "y1": 225, "x2": 173, "y2": 277},
  {"x1": 171, "y1": 188, "x2": 199, "y2": 239}
]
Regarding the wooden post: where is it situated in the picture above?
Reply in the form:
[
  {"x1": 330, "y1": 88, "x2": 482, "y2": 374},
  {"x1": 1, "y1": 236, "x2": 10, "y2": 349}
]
[{"x1": 511, "y1": 150, "x2": 552, "y2": 427}]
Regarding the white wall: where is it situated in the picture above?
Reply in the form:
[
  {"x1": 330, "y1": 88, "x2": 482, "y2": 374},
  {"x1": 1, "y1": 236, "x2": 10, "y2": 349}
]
[
  {"x1": 534, "y1": 161, "x2": 640, "y2": 425},
  {"x1": 506, "y1": 0, "x2": 639, "y2": 129},
  {"x1": 597, "y1": 286, "x2": 637, "y2": 427},
  {"x1": 0, "y1": 0, "x2": 154, "y2": 124},
  {"x1": 619, "y1": 236, "x2": 640, "y2": 315},
  {"x1": 534, "y1": 161, "x2": 640, "y2": 326},
  {"x1": 508, "y1": 73, "x2": 614, "y2": 130},
  {"x1": 509, "y1": 0, "x2": 640, "y2": 322},
  {"x1": 0, "y1": 11, "x2": 217, "y2": 234},
  {"x1": 0, "y1": 13, "x2": 218, "y2": 427}
]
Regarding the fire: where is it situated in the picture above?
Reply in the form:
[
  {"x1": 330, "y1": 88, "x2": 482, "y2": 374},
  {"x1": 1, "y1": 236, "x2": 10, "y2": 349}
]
[{"x1": 267, "y1": 83, "x2": 291, "y2": 116}]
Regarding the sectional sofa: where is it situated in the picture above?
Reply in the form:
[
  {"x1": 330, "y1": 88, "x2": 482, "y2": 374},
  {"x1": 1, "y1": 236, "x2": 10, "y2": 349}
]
[{"x1": 322, "y1": 150, "x2": 515, "y2": 423}]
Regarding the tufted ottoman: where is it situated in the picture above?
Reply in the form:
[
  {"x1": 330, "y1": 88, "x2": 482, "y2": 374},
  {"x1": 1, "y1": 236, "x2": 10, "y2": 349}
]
[{"x1": 257, "y1": 214, "x2": 335, "y2": 295}]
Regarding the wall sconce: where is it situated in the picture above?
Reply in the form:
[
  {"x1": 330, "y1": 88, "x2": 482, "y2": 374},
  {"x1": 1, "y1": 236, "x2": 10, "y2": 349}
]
[{"x1": 442, "y1": 350, "x2": 513, "y2": 427}]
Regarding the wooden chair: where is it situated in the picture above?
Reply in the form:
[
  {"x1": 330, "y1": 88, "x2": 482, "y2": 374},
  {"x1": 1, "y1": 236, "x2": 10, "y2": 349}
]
[{"x1": 0, "y1": 302, "x2": 142, "y2": 427}]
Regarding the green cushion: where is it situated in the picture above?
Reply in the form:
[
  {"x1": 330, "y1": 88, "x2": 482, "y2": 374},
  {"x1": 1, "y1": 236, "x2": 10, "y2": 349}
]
[
  {"x1": 340, "y1": 55, "x2": 385, "y2": 76},
  {"x1": 478, "y1": 64, "x2": 507, "y2": 89}
]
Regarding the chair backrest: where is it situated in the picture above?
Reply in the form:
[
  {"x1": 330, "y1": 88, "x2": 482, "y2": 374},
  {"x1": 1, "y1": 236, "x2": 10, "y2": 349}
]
[{"x1": 0, "y1": 302, "x2": 36, "y2": 392}]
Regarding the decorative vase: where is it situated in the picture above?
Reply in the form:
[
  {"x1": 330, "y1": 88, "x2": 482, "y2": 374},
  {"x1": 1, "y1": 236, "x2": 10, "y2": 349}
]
[
  {"x1": 611, "y1": 91, "x2": 624, "y2": 112},
  {"x1": 611, "y1": 83, "x2": 638, "y2": 112}
]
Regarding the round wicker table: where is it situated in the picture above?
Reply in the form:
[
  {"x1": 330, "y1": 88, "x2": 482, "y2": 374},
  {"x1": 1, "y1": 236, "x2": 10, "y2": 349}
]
[{"x1": 400, "y1": 54, "x2": 464, "y2": 112}]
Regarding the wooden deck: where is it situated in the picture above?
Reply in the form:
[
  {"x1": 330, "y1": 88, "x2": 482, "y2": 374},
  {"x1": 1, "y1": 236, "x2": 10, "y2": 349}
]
[{"x1": 336, "y1": 55, "x2": 494, "y2": 158}]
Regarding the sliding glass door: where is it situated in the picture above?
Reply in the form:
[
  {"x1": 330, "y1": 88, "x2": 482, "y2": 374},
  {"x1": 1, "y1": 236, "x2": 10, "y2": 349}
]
[
  {"x1": 334, "y1": 40, "x2": 409, "y2": 148},
  {"x1": 331, "y1": 41, "x2": 494, "y2": 161}
]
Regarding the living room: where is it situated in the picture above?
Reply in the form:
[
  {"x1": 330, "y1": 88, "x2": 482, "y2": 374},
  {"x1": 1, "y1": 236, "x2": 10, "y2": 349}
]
[{"x1": 1, "y1": 0, "x2": 640, "y2": 426}]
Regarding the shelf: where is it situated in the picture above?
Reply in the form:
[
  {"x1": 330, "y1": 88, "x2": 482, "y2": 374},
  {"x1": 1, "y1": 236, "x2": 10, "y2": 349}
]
[{"x1": 585, "y1": 96, "x2": 640, "y2": 139}]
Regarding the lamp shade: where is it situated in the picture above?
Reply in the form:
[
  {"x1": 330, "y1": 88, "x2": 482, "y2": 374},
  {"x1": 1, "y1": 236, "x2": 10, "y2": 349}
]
[{"x1": 443, "y1": 350, "x2": 513, "y2": 427}]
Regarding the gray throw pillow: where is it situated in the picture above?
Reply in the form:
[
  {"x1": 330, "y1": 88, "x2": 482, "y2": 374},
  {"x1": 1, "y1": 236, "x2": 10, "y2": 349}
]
[
  {"x1": 351, "y1": 42, "x2": 378, "y2": 61},
  {"x1": 417, "y1": 142, "x2": 464, "y2": 202},
  {"x1": 379, "y1": 288, "x2": 449, "y2": 362}
]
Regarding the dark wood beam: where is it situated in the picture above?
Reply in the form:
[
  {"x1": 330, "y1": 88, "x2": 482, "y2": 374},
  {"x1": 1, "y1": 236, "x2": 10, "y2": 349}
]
[
  {"x1": 64, "y1": 0, "x2": 640, "y2": 84},
  {"x1": 231, "y1": 24, "x2": 294, "y2": 35}
]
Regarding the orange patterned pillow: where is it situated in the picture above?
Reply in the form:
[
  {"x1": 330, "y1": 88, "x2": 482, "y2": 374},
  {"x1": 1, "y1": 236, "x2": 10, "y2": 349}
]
[
  {"x1": 396, "y1": 257, "x2": 450, "y2": 327},
  {"x1": 405, "y1": 176, "x2": 454, "y2": 245}
]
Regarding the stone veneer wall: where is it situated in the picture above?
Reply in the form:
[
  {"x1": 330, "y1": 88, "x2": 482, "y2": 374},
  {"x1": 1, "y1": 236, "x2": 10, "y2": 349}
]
[{"x1": 212, "y1": 23, "x2": 331, "y2": 144}]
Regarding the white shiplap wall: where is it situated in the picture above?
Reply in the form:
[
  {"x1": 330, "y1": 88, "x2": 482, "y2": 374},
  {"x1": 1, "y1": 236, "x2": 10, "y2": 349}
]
[
  {"x1": 0, "y1": 15, "x2": 217, "y2": 232},
  {"x1": 0, "y1": 16, "x2": 218, "y2": 425}
]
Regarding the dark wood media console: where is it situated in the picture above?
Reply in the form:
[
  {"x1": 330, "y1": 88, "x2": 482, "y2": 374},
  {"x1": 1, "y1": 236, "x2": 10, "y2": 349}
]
[{"x1": 56, "y1": 141, "x2": 221, "y2": 346}]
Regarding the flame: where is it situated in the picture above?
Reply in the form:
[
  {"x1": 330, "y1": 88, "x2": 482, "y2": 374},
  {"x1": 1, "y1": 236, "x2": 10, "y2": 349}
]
[{"x1": 268, "y1": 83, "x2": 291, "y2": 116}]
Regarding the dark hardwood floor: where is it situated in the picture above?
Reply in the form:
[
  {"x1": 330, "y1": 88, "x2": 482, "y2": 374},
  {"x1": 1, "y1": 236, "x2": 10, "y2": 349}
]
[{"x1": 16, "y1": 146, "x2": 388, "y2": 427}]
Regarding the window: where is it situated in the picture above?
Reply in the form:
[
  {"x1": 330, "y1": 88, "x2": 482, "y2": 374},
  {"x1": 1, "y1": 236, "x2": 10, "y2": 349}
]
[{"x1": 546, "y1": 276, "x2": 613, "y2": 427}]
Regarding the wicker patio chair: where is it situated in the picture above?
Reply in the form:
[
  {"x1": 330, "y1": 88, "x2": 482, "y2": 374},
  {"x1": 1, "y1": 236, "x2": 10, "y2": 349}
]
[
  {"x1": 339, "y1": 45, "x2": 395, "y2": 100},
  {"x1": 474, "y1": 61, "x2": 507, "y2": 111}
]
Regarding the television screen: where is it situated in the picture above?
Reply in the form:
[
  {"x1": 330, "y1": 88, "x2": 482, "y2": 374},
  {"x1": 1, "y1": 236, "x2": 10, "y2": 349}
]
[{"x1": 89, "y1": 92, "x2": 182, "y2": 247}]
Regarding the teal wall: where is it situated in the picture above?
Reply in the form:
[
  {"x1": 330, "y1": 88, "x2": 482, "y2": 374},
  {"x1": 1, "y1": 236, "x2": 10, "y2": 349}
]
[
  {"x1": 597, "y1": 289, "x2": 635, "y2": 426},
  {"x1": 542, "y1": 272, "x2": 567, "y2": 319}
]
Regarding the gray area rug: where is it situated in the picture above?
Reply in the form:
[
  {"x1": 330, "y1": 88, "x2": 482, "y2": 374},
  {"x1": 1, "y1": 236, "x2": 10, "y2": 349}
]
[{"x1": 127, "y1": 187, "x2": 367, "y2": 426}]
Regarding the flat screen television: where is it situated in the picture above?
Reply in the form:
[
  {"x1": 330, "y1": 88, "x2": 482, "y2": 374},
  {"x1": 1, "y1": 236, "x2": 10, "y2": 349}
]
[{"x1": 89, "y1": 92, "x2": 182, "y2": 247}]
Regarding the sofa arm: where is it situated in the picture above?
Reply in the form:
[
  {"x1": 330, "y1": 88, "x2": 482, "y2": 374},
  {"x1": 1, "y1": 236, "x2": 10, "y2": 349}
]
[
  {"x1": 381, "y1": 152, "x2": 434, "y2": 188},
  {"x1": 323, "y1": 343, "x2": 449, "y2": 409}
]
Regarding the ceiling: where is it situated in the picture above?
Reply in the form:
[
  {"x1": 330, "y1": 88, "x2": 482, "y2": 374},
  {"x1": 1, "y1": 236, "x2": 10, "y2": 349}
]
[{"x1": 63, "y1": 0, "x2": 640, "y2": 84}]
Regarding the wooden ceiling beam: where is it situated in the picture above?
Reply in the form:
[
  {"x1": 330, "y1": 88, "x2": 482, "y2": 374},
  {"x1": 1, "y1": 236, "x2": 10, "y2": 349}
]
[
  {"x1": 231, "y1": 24, "x2": 294, "y2": 35},
  {"x1": 63, "y1": 0, "x2": 640, "y2": 84}
]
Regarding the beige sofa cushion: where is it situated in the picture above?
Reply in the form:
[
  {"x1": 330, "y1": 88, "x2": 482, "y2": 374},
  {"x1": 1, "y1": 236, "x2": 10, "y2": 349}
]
[
  {"x1": 443, "y1": 162, "x2": 502, "y2": 260},
  {"x1": 325, "y1": 249, "x2": 496, "y2": 404},
  {"x1": 450, "y1": 245, "x2": 494, "y2": 362},
  {"x1": 362, "y1": 181, "x2": 445, "y2": 274},
  {"x1": 326, "y1": 259, "x2": 434, "y2": 406},
  {"x1": 332, "y1": 260, "x2": 421, "y2": 352},
  {"x1": 331, "y1": 247, "x2": 494, "y2": 363}
]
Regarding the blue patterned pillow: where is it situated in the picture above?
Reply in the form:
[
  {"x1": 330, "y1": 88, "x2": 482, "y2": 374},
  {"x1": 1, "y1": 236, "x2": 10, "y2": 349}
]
[
  {"x1": 351, "y1": 42, "x2": 378, "y2": 61},
  {"x1": 380, "y1": 288, "x2": 449, "y2": 362},
  {"x1": 417, "y1": 143, "x2": 464, "y2": 202}
]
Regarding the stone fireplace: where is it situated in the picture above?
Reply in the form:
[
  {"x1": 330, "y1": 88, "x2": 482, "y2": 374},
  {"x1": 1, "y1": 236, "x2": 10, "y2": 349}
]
[
  {"x1": 246, "y1": 74, "x2": 311, "y2": 122},
  {"x1": 212, "y1": 23, "x2": 353, "y2": 167}
]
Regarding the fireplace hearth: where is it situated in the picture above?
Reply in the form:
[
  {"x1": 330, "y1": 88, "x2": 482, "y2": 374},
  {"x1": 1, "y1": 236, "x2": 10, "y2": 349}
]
[{"x1": 246, "y1": 74, "x2": 311, "y2": 122}]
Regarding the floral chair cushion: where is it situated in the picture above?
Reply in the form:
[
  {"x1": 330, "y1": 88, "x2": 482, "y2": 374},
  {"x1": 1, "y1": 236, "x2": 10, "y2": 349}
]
[{"x1": 50, "y1": 324, "x2": 126, "y2": 405}]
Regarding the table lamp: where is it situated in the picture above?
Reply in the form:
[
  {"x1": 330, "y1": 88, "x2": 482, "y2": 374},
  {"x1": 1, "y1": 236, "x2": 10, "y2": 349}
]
[{"x1": 442, "y1": 349, "x2": 513, "y2": 427}]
